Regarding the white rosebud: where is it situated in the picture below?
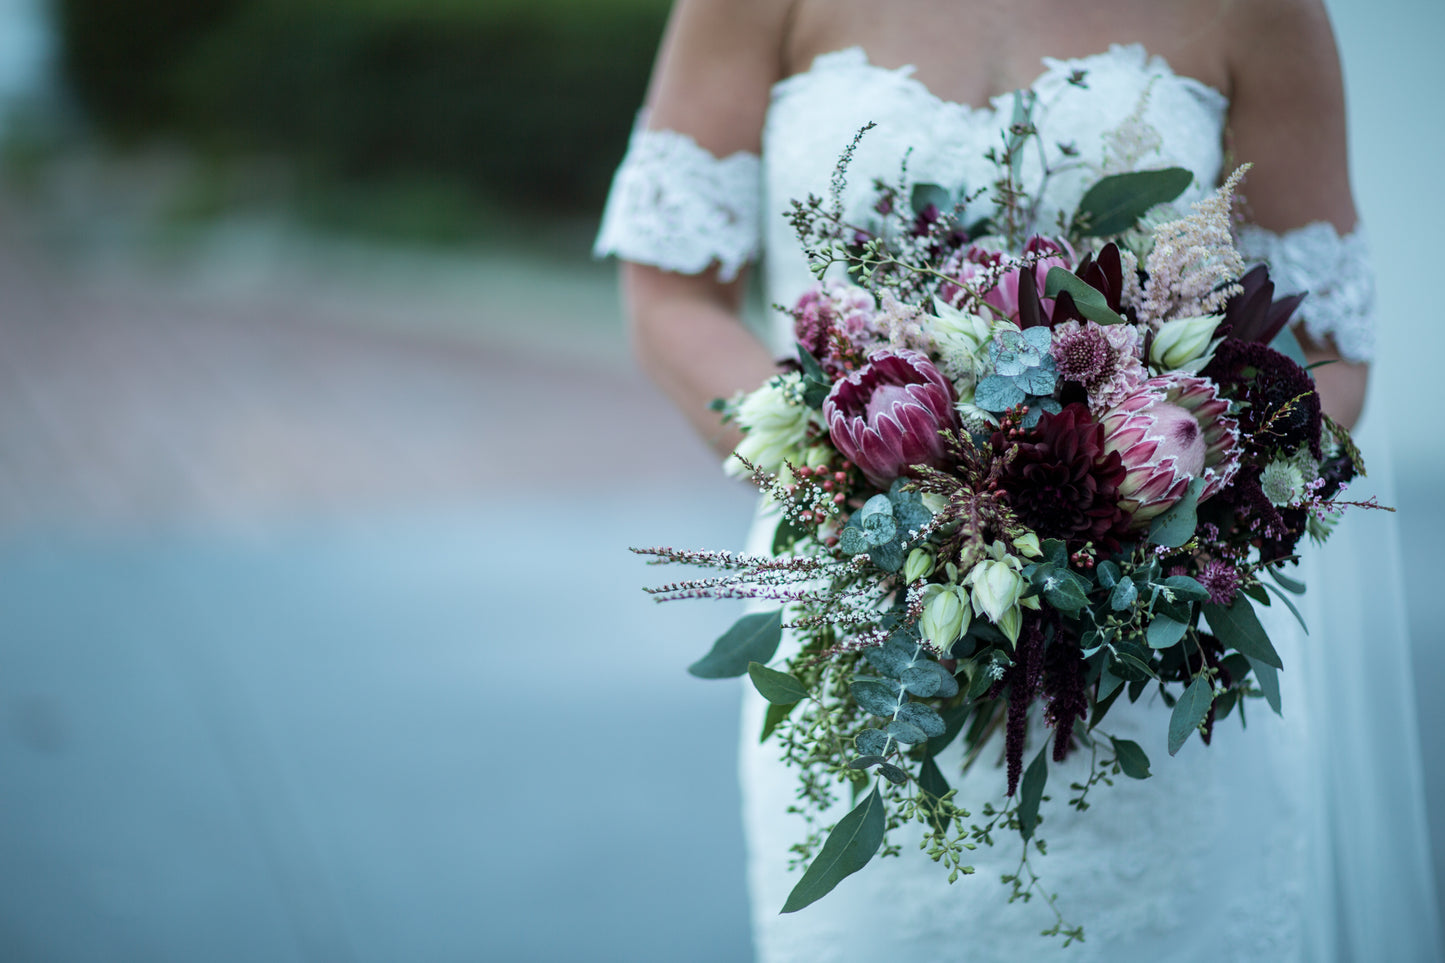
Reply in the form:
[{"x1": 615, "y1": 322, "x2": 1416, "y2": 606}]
[
  {"x1": 1149, "y1": 314, "x2": 1222, "y2": 370},
  {"x1": 1011, "y1": 532, "x2": 1043, "y2": 558},
  {"x1": 904, "y1": 547, "x2": 936, "y2": 583},
  {"x1": 725, "y1": 373, "x2": 816, "y2": 476},
  {"x1": 920, "y1": 584, "x2": 970, "y2": 650}
]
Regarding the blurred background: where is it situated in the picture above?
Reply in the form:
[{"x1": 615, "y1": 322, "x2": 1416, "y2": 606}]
[{"x1": 0, "y1": 0, "x2": 1438, "y2": 960}]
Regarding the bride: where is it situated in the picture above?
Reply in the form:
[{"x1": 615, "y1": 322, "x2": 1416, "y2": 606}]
[{"x1": 597, "y1": 0, "x2": 1441, "y2": 958}]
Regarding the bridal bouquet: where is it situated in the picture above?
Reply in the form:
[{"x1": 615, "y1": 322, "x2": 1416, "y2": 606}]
[{"x1": 635, "y1": 103, "x2": 1379, "y2": 941}]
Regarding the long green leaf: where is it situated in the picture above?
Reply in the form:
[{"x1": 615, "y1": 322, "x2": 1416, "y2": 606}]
[
  {"x1": 687, "y1": 610, "x2": 783, "y2": 679},
  {"x1": 759, "y1": 700, "x2": 794, "y2": 743},
  {"x1": 781, "y1": 786, "x2": 886, "y2": 912},
  {"x1": 1072, "y1": 167, "x2": 1194, "y2": 236},
  {"x1": 1168, "y1": 676, "x2": 1214, "y2": 755},
  {"x1": 748, "y1": 662, "x2": 808, "y2": 705},
  {"x1": 1262, "y1": 583, "x2": 1309, "y2": 634},
  {"x1": 1247, "y1": 655, "x2": 1283, "y2": 716},
  {"x1": 1203, "y1": 599, "x2": 1282, "y2": 669},
  {"x1": 1018, "y1": 745, "x2": 1049, "y2": 841},
  {"x1": 1146, "y1": 614, "x2": 1188, "y2": 649}
]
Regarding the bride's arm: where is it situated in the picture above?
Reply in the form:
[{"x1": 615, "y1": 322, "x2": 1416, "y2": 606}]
[
  {"x1": 1225, "y1": 0, "x2": 1370, "y2": 430},
  {"x1": 615, "y1": 0, "x2": 795, "y2": 458}
]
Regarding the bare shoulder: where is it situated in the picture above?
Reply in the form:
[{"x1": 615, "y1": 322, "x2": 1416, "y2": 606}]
[
  {"x1": 642, "y1": 0, "x2": 799, "y2": 156},
  {"x1": 1222, "y1": 0, "x2": 1339, "y2": 84}
]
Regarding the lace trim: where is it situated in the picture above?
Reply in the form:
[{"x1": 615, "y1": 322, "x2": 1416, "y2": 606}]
[
  {"x1": 593, "y1": 120, "x2": 762, "y2": 282},
  {"x1": 1236, "y1": 221, "x2": 1376, "y2": 363}
]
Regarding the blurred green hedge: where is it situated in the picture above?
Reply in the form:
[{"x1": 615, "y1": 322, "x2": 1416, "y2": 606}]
[{"x1": 55, "y1": 0, "x2": 671, "y2": 216}]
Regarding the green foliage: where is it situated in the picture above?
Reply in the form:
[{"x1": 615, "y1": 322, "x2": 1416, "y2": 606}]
[
  {"x1": 1043, "y1": 268, "x2": 1125, "y2": 325},
  {"x1": 688, "y1": 610, "x2": 783, "y2": 679},
  {"x1": 1110, "y1": 737, "x2": 1152, "y2": 779},
  {"x1": 1247, "y1": 656, "x2": 1283, "y2": 715},
  {"x1": 1203, "y1": 598, "x2": 1282, "y2": 669},
  {"x1": 782, "y1": 786, "x2": 887, "y2": 913},
  {"x1": 59, "y1": 0, "x2": 671, "y2": 215},
  {"x1": 1018, "y1": 745, "x2": 1049, "y2": 841},
  {"x1": 748, "y1": 662, "x2": 809, "y2": 705},
  {"x1": 1168, "y1": 676, "x2": 1214, "y2": 755},
  {"x1": 1071, "y1": 167, "x2": 1193, "y2": 236}
]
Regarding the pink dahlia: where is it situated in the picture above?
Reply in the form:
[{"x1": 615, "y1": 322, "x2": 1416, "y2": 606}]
[
  {"x1": 823, "y1": 349, "x2": 957, "y2": 488},
  {"x1": 1099, "y1": 375, "x2": 1242, "y2": 529}
]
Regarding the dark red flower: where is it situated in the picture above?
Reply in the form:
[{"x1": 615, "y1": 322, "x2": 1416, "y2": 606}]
[{"x1": 993, "y1": 403, "x2": 1131, "y2": 551}]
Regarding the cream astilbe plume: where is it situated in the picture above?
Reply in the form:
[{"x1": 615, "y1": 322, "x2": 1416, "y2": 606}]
[{"x1": 1138, "y1": 166, "x2": 1250, "y2": 325}]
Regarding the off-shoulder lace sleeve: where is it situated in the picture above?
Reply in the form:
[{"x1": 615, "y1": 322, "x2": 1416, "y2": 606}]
[
  {"x1": 1235, "y1": 222, "x2": 1376, "y2": 363},
  {"x1": 593, "y1": 121, "x2": 762, "y2": 282}
]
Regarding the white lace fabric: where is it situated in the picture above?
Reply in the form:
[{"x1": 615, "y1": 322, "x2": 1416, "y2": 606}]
[
  {"x1": 593, "y1": 119, "x2": 762, "y2": 282},
  {"x1": 1237, "y1": 222, "x2": 1376, "y2": 363}
]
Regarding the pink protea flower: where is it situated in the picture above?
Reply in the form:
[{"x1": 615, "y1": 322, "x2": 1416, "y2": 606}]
[
  {"x1": 1051, "y1": 319, "x2": 1147, "y2": 411},
  {"x1": 823, "y1": 349, "x2": 957, "y2": 488},
  {"x1": 1099, "y1": 374, "x2": 1242, "y2": 529},
  {"x1": 940, "y1": 236, "x2": 1075, "y2": 325}
]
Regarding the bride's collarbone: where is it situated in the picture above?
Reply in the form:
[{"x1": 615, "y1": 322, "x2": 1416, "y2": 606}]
[{"x1": 783, "y1": 0, "x2": 1231, "y2": 106}]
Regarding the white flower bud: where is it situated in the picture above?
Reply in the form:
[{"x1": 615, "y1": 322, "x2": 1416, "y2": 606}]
[
  {"x1": 920, "y1": 584, "x2": 970, "y2": 650},
  {"x1": 1149, "y1": 314, "x2": 1222, "y2": 370},
  {"x1": 726, "y1": 373, "x2": 816, "y2": 476},
  {"x1": 904, "y1": 548, "x2": 936, "y2": 583},
  {"x1": 968, "y1": 559, "x2": 1025, "y2": 625},
  {"x1": 995, "y1": 605, "x2": 1023, "y2": 646}
]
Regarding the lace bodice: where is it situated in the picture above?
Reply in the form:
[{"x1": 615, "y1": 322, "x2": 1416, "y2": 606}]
[{"x1": 595, "y1": 43, "x2": 1376, "y2": 362}]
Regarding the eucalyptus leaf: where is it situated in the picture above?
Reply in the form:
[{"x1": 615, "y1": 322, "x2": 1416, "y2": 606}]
[
  {"x1": 1098, "y1": 664, "x2": 1126, "y2": 701},
  {"x1": 1146, "y1": 614, "x2": 1188, "y2": 649},
  {"x1": 1265, "y1": 566, "x2": 1307, "y2": 595},
  {"x1": 1043, "y1": 574, "x2": 1090, "y2": 614},
  {"x1": 1041, "y1": 539, "x2": 1069, "y2": 567},
  {"x1": 1203, "y1": 599, "x2": 1282, "y2": 669},
  {"x1": 1247, "y1": 655, "x2": 1283, "y2": 716},
  {"x1": 1168, "y1": 676, "x2": 1214, "y2": 755},
  {"x1": 1263, "y1": 582, "x2": 1309, "y2": 633},
  {"x1": 1147, "y1": 478, "x2": 1206, "y2": 548},
  {"x1": 851, "y1": 680, "x2": 904, "y2": 716},
  {"x1": 896, "y1": 701, "x2": 947, "y2": 739},
  {"x1": 1072, "y1": 167, "x2": 1194, "y2": 236},
  {"x1": 928, "y1": 701, "x2": 974, "y2": 756},
  {"x1": 863, "y1": 641, "x2": 913, "y2": 678},
  {"x1": 1018, "y1": 745, "x2": 1049, "y2": 842},
  {"x1": 1016, "y1": 362, "x2": 1059, "y2": 396},
  {"x1": 848, "y1": 754, "x2": 886, "y2": 770},
  {"x1": 870, "y1": 539, "x2": 906, "y2": 573},
  {"x1": 747, "y1": 662, "x2": 809, "y2": 705},
  {"x1": 1241, "y1": 583, "x2": 1270, "y2": 606},
  {"x1": 838, "y1": 526, "x2": 870, "y2": 556},
  {"x1": 1097, "y1": 560, "x2": 1121, "y2": 589},
  {"x1": 760, "y1": 700, "x2": 794, "y2": 743},
  {"x1": 1110, "y1": 737, "x2": 1152, "y2": 779},
  {"x1": 855, "y1": 727, "x2": 890, "y2": 757},
  {"x1": 975, "y1": 375, "x2": 1026, "y2": 412},
  {"x1": 862, "y1": 511, "x2": 898, "y2": 545},
  {"x1": 1160, "y1": 575, "x2": 1211, "y2": 603},
  {"x1": 901, "y1": 664, "x2": 943, "y2": 697},
  {"x1": 878, "y1": 763, "x2": 909, "y2": 785},
  {"x1": 1110, "y1": 578, "x2": 1139, "y2": 611},
  {"x1": 688, "y1": 610, "x2": 784, "y2": 679},
  {"x1": 888, "y1": 719, "x2": 929, "y2": 745},
  {"x1": 919, "y1": 754, "x2": 954, "y2": 833},
  {"x1": 781, "y1": 786, "x2": 887, "y2": 912}
]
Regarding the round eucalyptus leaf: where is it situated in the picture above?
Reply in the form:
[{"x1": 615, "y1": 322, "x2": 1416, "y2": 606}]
[
  {"x1": 855, "y1": 727, "x2": 890, "y2": 757},
  {"x1": 901, "y1": 664, "x2": 943, "y2": 697},
  {"x1": 847, "y1": 754, "x2": 886, "y2": 770},
  {"x1": 877, "y1": 763, "x2": 909, "y2": 786},
  {"x1": 896, "y1": 701, "x2": 947, "y2": 739},
  {"x1": 888, "y1": 719, "x2": 928, "y2": 745},
  {"x1": 851, "y1": 680, "x2": 903, "y2": 717}
]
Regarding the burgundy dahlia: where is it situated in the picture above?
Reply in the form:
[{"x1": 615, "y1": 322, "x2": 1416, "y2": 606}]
[
  {"x1": 1100, "y1": 375, "x2": 1242, "y2": 529},
  {"x1": 823, "y1": 349, "x2": 958, "y2": 488},
  {"x1": 993, "y1": 403, "x2": 1131, "y2": 550},
  {"x1": 1202, "y1": 338, "x2": 1322, "y2": 458}
]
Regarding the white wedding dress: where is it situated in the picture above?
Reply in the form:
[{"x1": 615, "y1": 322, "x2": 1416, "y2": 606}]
[{"x1": 597, "y1": 44, "x2": 1441, "y2": 962}]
